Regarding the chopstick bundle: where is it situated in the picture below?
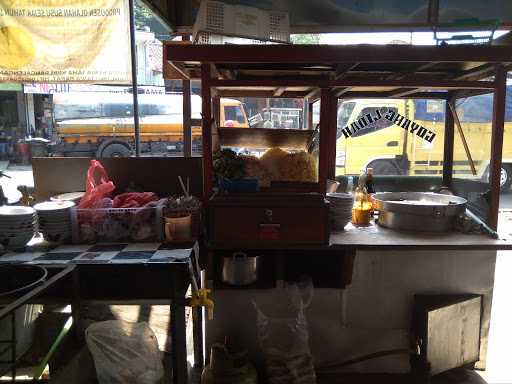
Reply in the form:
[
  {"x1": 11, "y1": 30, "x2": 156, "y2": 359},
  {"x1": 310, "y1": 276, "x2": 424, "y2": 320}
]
[{"x1": 178, "y1": 176, "x2": 189, "y2": 197}]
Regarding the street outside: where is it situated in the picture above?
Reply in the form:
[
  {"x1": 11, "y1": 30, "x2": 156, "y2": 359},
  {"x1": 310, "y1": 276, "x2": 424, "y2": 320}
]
[{"x1": 1, "y1": 162, "x2": 512, "y2": 382}]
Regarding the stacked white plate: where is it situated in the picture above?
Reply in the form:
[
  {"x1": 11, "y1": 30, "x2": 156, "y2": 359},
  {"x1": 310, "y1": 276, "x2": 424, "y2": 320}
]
[
  {"x1": 326, "y1": 193, "x2": 354, "y2": 230},
  {"x1": 0, "y1": 206, "x2": 36, "y2": 249},
  {"x1": 34, "y1": 201, "x2": 75, "y2": 243}
]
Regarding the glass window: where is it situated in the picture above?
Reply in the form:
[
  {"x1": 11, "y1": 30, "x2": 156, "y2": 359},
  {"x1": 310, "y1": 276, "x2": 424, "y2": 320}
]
[
  {"x1": 224, "y1": 105, "x2": 247, "y2": 124},
  {"x1": 337, "y1": 101, "x2": 355, "y2": 134},
  {"x1": 451, "y1": 93, "x2": 495, "y2": 219},
  {"x1": 350, "y1": 106, "x2": 398, "y2": 137},
  {"x1": 335, "y1": 99, "x2": 445, "y2": 179}
]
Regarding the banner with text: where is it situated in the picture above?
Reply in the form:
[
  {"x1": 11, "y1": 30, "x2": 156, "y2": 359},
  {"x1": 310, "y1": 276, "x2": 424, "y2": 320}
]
[
  {"x1": 23, "y1": 84, "x2": 165, "y2": 94},
  {"x1": 0, "y1": 0, "x2": 131, "y2": 83}
]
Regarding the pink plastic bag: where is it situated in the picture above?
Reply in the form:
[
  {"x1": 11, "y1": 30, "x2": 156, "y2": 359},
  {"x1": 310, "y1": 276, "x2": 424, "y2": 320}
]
[{"x1": 78, "y1": 160, "x2": 115, "y2": 209}]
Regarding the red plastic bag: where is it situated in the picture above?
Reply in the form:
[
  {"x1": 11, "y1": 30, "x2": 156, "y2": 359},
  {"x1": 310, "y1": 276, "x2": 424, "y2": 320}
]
[
  {"x1": 112, "y1": 192, "x2": 158, "y2": 208},
  {"x1": 78, "y1": 160, "x2": 115, "y2": 209}
]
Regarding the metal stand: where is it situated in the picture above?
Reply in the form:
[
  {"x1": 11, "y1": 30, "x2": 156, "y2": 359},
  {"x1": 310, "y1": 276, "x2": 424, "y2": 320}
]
[
  {"x1": 0, "y1": 311, "x2": 16, "y2": 381},
  {"x1": 0, "y1": 249, "x2": 204, "y2": 384}
]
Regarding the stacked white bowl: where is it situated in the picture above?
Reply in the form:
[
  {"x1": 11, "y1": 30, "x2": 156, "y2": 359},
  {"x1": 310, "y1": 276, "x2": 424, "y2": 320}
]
[
  {"x1": 34, "y1": 201, "x2": 75, "y2": 243},
  {"x1": 0, "y1": 206, "x2": 36, "y2": 250},
  {"x1": 326, "y1": 193, "x2": 354, "y2": 231}
]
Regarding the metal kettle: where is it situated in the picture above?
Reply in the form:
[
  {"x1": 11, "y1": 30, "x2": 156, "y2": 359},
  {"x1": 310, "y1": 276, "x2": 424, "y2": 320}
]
[{"x1": 221, "y1": 252, "x2": 261, "y2": 286}]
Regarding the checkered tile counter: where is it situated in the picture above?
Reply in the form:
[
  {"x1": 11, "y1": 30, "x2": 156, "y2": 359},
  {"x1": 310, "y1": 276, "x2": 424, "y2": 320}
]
[{"x1": 0, "y1": 243, "x2": 195, "y2": 265}]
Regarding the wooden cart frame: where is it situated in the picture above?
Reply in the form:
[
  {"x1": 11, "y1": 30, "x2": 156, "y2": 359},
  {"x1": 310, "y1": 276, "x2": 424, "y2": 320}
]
[{"x1": 164, "y1": 43, "x2": 512, "y2": 230}]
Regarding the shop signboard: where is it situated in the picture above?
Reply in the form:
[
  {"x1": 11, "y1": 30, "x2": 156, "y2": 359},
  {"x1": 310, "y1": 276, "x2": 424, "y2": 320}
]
[
  {"x1": 23, "y1": 84, "x2": 165, "y2": 94},
  {"x1": 0, "y1": 83, "x2": 22, "y2": 91},
  {"x1": 0, "y1": 0, "x2": 131, "y2": 83}
]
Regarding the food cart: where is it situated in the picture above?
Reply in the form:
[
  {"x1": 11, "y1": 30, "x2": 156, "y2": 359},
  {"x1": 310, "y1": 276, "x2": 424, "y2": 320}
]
[{"x1": 164, "y1": 43, "x2": 512, "y2": 383}]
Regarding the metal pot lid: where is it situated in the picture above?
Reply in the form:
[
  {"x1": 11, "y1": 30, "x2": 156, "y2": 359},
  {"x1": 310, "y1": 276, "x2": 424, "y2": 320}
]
[{"x1": 373, "y1": 192, "x2": 467, "y2": 216}]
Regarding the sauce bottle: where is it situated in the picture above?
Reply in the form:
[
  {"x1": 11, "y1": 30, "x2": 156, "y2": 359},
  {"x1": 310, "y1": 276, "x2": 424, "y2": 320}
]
[
  {"x1": 365, "y1": 167, "x2": 375, "y2": 212},
  {"x1": 352, "y1": 172, "x2": 372, "y2": 226}
]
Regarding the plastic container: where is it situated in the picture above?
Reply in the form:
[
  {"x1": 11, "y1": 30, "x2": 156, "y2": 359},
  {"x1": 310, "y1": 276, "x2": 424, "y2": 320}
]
[
  {"x1": 220, "y1": 179, "x2": 259, "y2": 193},
  {"x1": 193, "y1": 0, "x2": 289, "y2": 44},
  {"x1": 71, "y1": 205, "x2": 164, "y2": 244},
  {"x1": 163, "y1": 205, "x2": 201, "y2": 242}
]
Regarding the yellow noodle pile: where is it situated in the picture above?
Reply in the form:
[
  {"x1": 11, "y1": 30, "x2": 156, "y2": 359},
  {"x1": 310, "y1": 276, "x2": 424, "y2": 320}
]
[
  {"x1": 280, "y1": 151, "x2": 318, "y2": 182},
  {"x1": 240, "y1": 155, "x2": 273, "y2": 187},
  {"x1": 242, "y1": 148, "x2": 318, "y2": 185}
]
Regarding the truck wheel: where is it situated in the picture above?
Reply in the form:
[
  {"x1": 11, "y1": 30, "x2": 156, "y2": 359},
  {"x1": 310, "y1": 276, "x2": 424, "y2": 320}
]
[
  {"x1": 371, "y1": 161, "x2": 400, "y2": 175},
  {"x1": 97, "y1": 142, "x2": 131, "y2": 158},
  {"x1": 501, "y1": 166, "x2": 512, "y2": 191},
  {"x1": 488, "y1": 165, "x2": 512, "y2": 192}
]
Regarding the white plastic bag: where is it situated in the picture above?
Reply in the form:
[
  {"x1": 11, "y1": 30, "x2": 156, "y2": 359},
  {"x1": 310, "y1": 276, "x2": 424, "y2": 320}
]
[
  {"x1": 85, "y1": 320, "x2": 164, "y2": 384},
  {"x1": 254, "y1": 278, "x2": 316, "y2": 384}
]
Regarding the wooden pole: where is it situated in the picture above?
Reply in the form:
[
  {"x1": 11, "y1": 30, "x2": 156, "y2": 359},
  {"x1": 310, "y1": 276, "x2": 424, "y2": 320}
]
[
  {"x1": 318, "y1": 88, "x2": 331, "y2": 193},
  {"x1": 182, "y1": 35, "x2": 192, "y2": 157},
  {"x1": 489, "y1": 64, "x2": 507, "y2": 230},
  {"x1": 442, "y1": 96, "x2": 455, "y2": 187},
  {"x1": 327, "y1": 94, "x2": 338, "y2": 180},
  {"x1": 448, "y1": 101, "x2": 477, "y2": 175},
  {"x1": 128, "y1": 0, "x2": 140, "y2": 156},
  {"x1": 201, "y1": 64, "x2": 213, "y2": 201},
  {"x1": 183, "y1": 80, "x2": 192, "y2": 157},
  {"x1": 307, "y1": 101, "x2": 314, "y2": 130}
]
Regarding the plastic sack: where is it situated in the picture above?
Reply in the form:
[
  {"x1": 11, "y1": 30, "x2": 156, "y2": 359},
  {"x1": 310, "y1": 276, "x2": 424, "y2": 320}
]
[
  {"x1": 254, "y1": 278, "x2": 317, "y2": 384},
  {"x1": 85, "y1": 320, "x2": 164, "y2": 384},
  {"x1": 78, "y1": 160, "x2": 115, "y2": 209}
]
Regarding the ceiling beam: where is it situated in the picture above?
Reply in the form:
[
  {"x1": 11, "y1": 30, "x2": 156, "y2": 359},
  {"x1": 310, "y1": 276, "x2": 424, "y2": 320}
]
[
  {"x1": 164, "y1": 61, "x2": 190, "y2": 80},
  {"x1": 453, "y1": 63, "x2": 496, "y2": 81},
  {"x1": 273, "y1": 87, "x2": 286, "y2": 97},
  {"x1": 165, "y1": 44, "x2": 512, "y2": 64},
  {"x1": 219, "y1": 69, "x2": 236, "y2": 80},
  {"x1": 217, "y1": 90, "x2": 308, "y2": 99},
  {"x1": 305, "y1": 88, "x2": 321, "y2": 102},
  {"x1": 342, "y1": 91, "x2": 449, "y2": 99},
  {"x1": 334, "y1": 63, "x2": 359, "y2": 80},
  {"x1": 387, "y1": 88, "x2": 422, "y2": 98},
  {"x1": 210, "y1": 64, "x2": 221, "y2": 80},
  {"x1": 389, "y1": 62, "x2": 439, "y2": 80},
  {"x1": 334, "y1": 87, "x2": 352, "y2": 97},
  {"x1": 451, "y1": 89, "x2": 494, "y2": 99},
  {"x1": 210, "y1": 78, "x2": 496, "y2": 90}
]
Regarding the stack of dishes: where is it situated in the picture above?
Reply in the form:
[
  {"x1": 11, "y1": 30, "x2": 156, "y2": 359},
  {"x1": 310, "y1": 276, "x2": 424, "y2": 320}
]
[
  {"x1": 34, "y1": 201, "x2": 75, "y2": 243},
  {"x1": 326, "y1": 193, "x2": 354, "y2": 230},
  {"x1": 50, "y1": 192, "x2": 85, "y2": 205},
  {"x1": 0, "y1": 206, "x2": 36, "y2": 250}
]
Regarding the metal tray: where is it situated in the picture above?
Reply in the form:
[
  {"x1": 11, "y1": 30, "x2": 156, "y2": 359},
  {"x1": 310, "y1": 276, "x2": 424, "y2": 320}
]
[{"x1": 373, "y1": 192, "x2": 467, "y2": 232}]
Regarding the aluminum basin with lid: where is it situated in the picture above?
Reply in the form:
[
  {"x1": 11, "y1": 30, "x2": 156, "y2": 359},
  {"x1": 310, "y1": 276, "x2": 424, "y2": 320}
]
[{"x1": 373, "y1": 192, "x2": 467, "y2": 232}]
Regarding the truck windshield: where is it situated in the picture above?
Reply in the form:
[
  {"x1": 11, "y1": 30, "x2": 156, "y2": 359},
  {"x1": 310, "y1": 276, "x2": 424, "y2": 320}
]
[
  {"x1": 224, "y1": 105, "x2": 246, "y2": 124},
  {"x1": 336, "y1": 102, "x2": 356, "y2": 138}
]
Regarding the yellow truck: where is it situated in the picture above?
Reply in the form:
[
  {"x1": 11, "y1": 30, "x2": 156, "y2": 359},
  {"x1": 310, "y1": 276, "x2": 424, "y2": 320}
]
[
  {"x1": 50, "y1": 93, "x2": 249, "y2": 157},
  {"x1": 336, "y1": 92, "x2": 512, "y2": 189}
]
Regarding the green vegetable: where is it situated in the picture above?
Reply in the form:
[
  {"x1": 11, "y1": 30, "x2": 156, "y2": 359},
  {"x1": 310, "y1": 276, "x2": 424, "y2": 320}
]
[{"x1": 213, "y1": 149, "x2": 245, "y2": 180}]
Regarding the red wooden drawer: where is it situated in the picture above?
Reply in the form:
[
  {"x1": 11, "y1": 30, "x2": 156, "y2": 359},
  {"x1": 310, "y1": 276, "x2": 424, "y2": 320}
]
[{"x1": 209, "y1": 193, "x2": 329, "y2": 246}]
